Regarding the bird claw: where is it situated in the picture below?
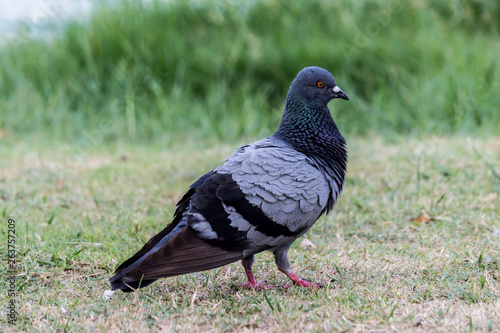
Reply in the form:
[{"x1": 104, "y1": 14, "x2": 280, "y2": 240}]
[
  {"x1": 280, "y1": 270, "x2": 323, "y2": 288},
  {"x1": 295, "y1": 281, "x2": 324, "y2": 288},
  {"x1": 280, "y1": 281, "x2": 323, "y2": 289}
]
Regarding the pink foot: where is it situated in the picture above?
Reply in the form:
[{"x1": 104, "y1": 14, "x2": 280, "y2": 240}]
[
  {"x1": 239, "y1": 259, "x2": 277, "y2": 290},
  {"x1": 280, "y1": 269, "x2": 323, "y2": 288}
]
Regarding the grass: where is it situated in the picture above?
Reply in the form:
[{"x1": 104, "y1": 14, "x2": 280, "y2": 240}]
[
  {"x1": 1, "y1": 135, "x2": 499, "y2": 332},
  {"x1": 1, "y1": 0, "x2": 500, "y2": 142}
]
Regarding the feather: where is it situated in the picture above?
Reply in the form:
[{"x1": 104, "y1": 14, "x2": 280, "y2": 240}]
[{"x1": 113, "y1": 227, "x2": 244, "y2": 290}]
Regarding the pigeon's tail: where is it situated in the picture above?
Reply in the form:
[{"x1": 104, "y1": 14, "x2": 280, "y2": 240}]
[
  {"x1": 110, "y1": 276, "x2": 157, "y2": 292},
  {"x1": 110, "y1": 226, "x2": 244, "y2": 292},
  {"x1": 110, "y1": 215, "x2": 187, "y2": 292}
]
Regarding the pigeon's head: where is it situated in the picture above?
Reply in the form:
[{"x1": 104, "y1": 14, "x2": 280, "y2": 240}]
[{"x1": 288, "y1": 66, "x2": 349, "y2": 106}]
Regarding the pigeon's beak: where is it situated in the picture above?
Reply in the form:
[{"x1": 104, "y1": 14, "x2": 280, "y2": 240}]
[{"x1": 332, "y1": 86, "x2": 349, "y2": 101}]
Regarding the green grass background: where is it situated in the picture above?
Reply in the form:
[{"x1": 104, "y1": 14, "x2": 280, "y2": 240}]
[{"x1": 1, "y1": 0, "x2": 499, "y2": 144}]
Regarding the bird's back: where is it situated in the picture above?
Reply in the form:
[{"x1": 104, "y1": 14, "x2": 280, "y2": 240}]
[{"x1": 205, "y1": 135, "x2": 337, "y2": 251}]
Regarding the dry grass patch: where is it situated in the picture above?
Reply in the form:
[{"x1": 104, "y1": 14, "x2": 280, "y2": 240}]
[{"x1": 1, "y1": 136, "x2": 499, "y2": 332}]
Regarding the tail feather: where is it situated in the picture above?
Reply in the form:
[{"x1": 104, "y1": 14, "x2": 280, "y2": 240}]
[
  {"x1": 114, "y1": 199, "x2": 193, "y2": 274},
  {"x1": 110, "y1": 226, "x2": 243, "y2": 291},
  {"x1": 110, "y1": 278, "x2": 157, "y2": 293}
]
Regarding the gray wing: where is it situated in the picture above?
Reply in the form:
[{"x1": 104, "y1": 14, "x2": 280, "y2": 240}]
[{"x1": 189, "y1": 136, "x2": 340, "y2": 252}]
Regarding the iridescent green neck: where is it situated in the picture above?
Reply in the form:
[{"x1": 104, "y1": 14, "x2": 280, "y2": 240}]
[
  {"x1": 274, "y1": 92, "x2": 347, "y2": 172},
  {"x1": 275, "y1": 92, "x2": 338, "y2": 141}
]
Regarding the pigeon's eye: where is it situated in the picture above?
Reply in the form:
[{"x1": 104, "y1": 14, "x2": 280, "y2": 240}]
[{"x1": 316, "y1": 81, "x2": 324, "y2": 88}]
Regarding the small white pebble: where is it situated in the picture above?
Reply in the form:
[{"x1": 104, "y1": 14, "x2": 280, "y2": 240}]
[
  {"x1": 103, "y1": 290, "x2": 115, "y2": 301},
  {"x1": 299, "y1": 238, "x2": 316, "y2": 249},
  {"x1": 493, "y1": 229, "x2": 500, "y2": 237}
]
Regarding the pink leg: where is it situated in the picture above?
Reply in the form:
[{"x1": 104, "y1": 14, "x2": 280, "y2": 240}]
[
  {"x1": 239, "y1": 259, "x2": 274, "y2": 289},
  {"x1": 240, "y1": 259, "x2": 259, "y2": 288},
  {"x1": 279, "y1": 268, "x2": 321, "y2": 288}
]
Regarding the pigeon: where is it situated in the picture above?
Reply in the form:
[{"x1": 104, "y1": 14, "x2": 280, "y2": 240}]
[{"x1": 110, "y1": 66, "x2": 349, "y2": 292}]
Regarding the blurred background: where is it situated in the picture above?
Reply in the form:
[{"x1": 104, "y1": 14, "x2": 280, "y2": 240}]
[{"x1": 0, "y1": 0, "x2": 499, "y2": 145}]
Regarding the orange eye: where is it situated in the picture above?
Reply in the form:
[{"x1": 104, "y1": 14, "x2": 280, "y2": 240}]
[{"x1": 316, "y1": 81, "x2": 324, "y2": 88}]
